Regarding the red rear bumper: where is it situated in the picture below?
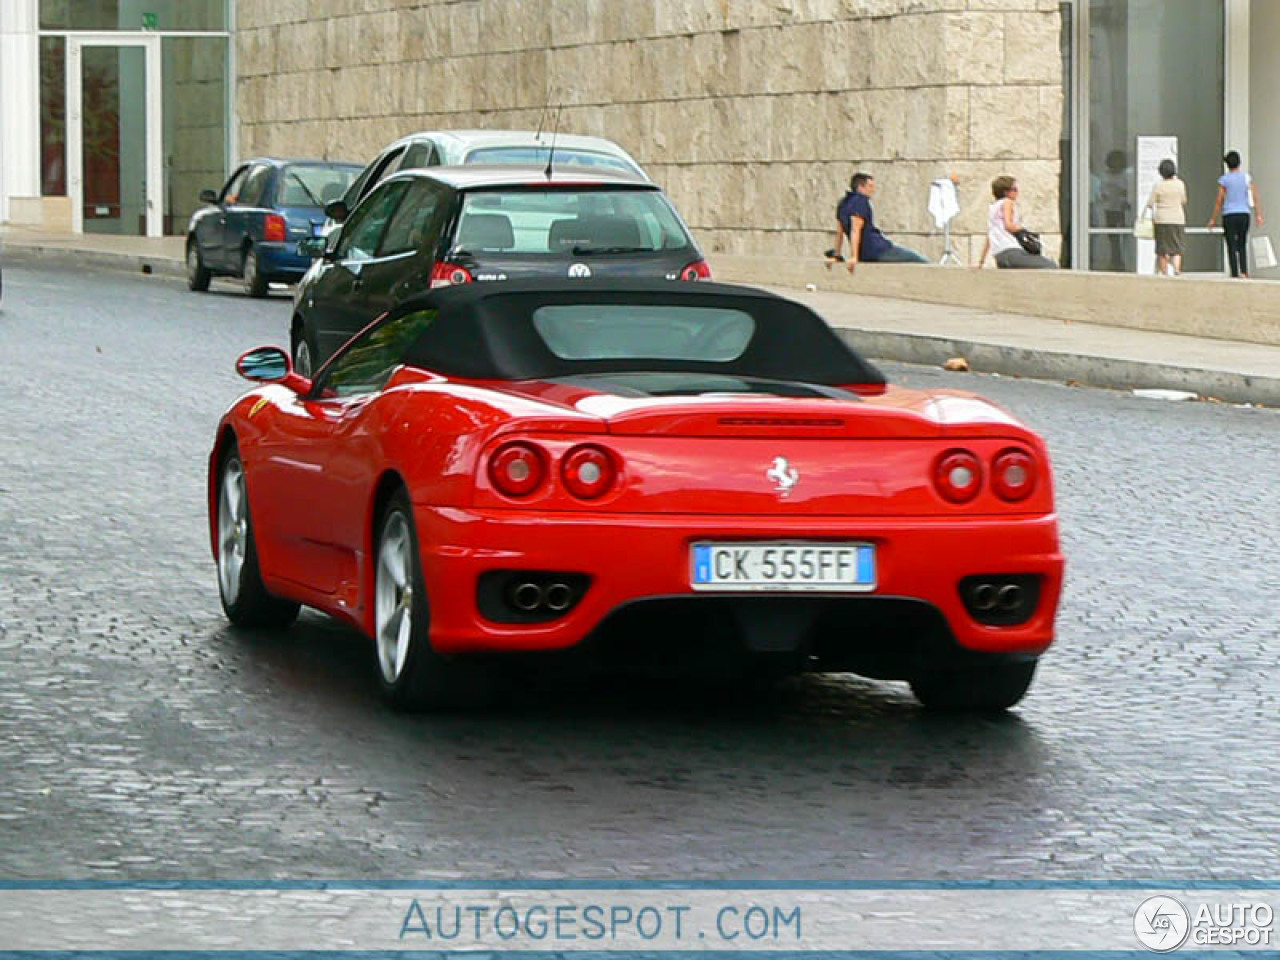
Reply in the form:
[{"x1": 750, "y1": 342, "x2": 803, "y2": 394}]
[{"x1": 413, "y1": 506, "x2": 1064, "y2": 659}]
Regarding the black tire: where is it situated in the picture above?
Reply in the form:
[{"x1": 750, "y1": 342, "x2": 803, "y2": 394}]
[
  {"x1": 291, "y1": 320, "x2": 319, "y2": 378},
  {"x1": 373, "y1": 489, "x2": 488, "y2": 710},
  {"x1": 186, "y1": 240, "x2": 211, "y2": 292},
  {"x1": 215, "y1": 443, "x2": 300, "y2": 629},
  {"x1": 242, "y1": 244, "x2": 269, "y2": 298},
  {"x1": 909, "y1": 659, "x2": 1037, "y2": 712}
]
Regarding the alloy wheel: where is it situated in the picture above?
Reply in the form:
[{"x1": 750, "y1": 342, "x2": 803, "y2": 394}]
[
  {"x1": 217, "y1": 457, "x2": 248, "y2": 606},
  {"x1": 375, "y1": 510, "x2": 415, "y2": 684},
  {"x1": 294, "y1": 339, "x2": 312, "y2": 378}
]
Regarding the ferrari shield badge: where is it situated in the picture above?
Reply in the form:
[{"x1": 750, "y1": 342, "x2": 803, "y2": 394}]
[{"x1": 766, "y1": 457, "x2": 799, "y2": 497}]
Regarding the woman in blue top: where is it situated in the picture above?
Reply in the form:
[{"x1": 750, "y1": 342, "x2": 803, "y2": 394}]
[{"x1": 1208, "y1": 150, "x2": 1264, "y2": 278}]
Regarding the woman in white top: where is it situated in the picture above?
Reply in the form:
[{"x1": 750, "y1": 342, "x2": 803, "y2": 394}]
[
  {"x1": 976, "y1": 176, "x2": 1057, "y2": 269},
  {"x1": 1143, "y1": 158, "x2": 1187, "y2": 276}
]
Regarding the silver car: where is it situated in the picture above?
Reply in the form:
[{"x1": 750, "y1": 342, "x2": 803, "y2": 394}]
[{"x1": 325, "y1": 129, "x2": 649, "y2": 226}]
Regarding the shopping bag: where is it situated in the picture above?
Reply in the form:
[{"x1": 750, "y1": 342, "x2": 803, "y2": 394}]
[
  {"x1": 1132, "y1": 216, "x2": 1154, "y2": 240},
  {"x1": 1251, "y1": 235, "x2": 1277, "y2": 270}
]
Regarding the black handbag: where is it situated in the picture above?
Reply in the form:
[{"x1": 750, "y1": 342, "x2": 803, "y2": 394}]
[{"x1": 1014, "y1": 229, "x2": 1042, "y2": 256}]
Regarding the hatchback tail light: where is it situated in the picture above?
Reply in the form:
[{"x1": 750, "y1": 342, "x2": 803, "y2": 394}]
[
  {"x1": 430, "y1": 262, "x2": 473, "y2": 289},
  {"x1": 561, "y1": 445, "x2": 618, "y2": 500},
  {"x1": 991, "y1": 448, "x2": 1037, "y2": 502},
  {"x1": 933, "y1": 449, "x2": 983, "y2": 504},
  {"x1": 679, "y1": 259, "x2": 711, "y2": 281},
  {"x1": 488, "y1": 442, "x2": 546, "y2": 498},
  {"x1": 263, "y1": 214, "x2": 287, "y2": 242}
]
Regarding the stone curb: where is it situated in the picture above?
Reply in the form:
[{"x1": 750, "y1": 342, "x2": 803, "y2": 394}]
[
  {"x1": 5, "y1": 242, "x2": 186, "y2": 280},
  {"x1": 5, "y1": 240, "x2": 1275, "y2": 406},
  {"x1": 835, "y1": 327, "x2": 1280, "y2": 407}
]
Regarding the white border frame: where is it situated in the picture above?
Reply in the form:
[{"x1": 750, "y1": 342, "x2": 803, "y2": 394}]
[
  {"x1": 66, "y1": 33, "x2": 163, "y2": 236},
  {"x1": 1070, "y1": 0, "x2": 1239, "y2": 274}
]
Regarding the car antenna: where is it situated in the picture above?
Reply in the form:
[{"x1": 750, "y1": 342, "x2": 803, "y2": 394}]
[
  {"x1": 543, "y1": 103, "x2": 562, "y2": 179},
  {"x1": 534, "y1": 97, "x2": 549, "y2": 139}
]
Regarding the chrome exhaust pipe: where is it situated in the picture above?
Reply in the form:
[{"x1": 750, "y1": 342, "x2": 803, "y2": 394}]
[
  {"x1": 971, "y1": 583, "x2": 998, "y2": 611},
  {"x1": 511, "y1": 582, "x2": 543, "y2": 612},
  {"x1": 996, "y1": 583, "x2": 1023, "y2": 611},
  {"x1": 544, "y1": 582, "x2": 573, "y2": 612}
]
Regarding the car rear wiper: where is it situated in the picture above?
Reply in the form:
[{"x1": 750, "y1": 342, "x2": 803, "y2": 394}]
[
  {"x1": 570, "y1": 245, "x2": 651, "y2": 256},
  {"x1": 288, "y1": 172, "x2": 323, "y2": 207}
]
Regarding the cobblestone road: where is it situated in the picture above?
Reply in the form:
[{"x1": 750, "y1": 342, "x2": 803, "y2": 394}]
[{"x1": 1, "y1": 260, "x2": 1277, "y2": 881}]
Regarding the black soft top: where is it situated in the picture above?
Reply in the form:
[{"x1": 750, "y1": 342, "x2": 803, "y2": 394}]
[{"x1": 395, "y1": 280, "x2": 885, "y2": 386}]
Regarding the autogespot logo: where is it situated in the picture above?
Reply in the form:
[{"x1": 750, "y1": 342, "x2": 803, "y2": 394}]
[{"x1": 1134, "y1": 896, "x2": 1191, "y2": 952}]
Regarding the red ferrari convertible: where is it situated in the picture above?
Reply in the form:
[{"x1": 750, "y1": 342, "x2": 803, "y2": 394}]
[{"x1": 210, "y1": 281, "x2": 1063, "y2": 710}]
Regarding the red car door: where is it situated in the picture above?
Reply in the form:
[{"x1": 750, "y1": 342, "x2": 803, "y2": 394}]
[
  {"x1": 250, "y1": 305, "x2": 443, "y2": 607},
  {"x1": 248, "y1": 392, "x2": 359, "y2": 598}
]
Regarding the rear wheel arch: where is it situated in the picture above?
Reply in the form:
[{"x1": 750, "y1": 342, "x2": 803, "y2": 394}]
[{"x1": 370, "y1": 470, "x2": 410, "y2": 551}]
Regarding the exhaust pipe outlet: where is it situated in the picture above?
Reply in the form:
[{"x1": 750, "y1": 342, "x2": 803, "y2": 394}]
[
  {"x1": 544, "y1": 582, "x2": 573, "y2": 612},
  {"x1": 971, "y1": 583, "x2": 998, "y2": 611},
  {"x1": 996, "y1": 583, "x2": 1023, "y2": 611},
  {"x1": 510, "y1": 582, "x2": 543, "y2": 612}
]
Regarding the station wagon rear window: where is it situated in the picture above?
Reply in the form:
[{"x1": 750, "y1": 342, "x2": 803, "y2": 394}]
[
  {"x1": 454, "y1": 189, "x2": 693, "y2": 257},
  {"x1": 531, "y1": 305, "x2": 755, "y2": 362},
  {"x1": 279, "y1": 164, "x2": 360, "y2": 207}
]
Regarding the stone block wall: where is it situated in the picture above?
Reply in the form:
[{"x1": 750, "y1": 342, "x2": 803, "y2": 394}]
[
  {"x1": 165, "y1": 36, "x2": 229, "y2": 232},
  {"x1": 236, "y1": 0, "x2": 1065, "y2": 263}
]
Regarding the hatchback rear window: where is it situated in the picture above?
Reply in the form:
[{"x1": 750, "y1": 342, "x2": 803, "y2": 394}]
[
  {"x1": 279, "y1": 164, "x2": 359, "y2": 207},
  {"x1": 453, "y1": 189, "x2": 693, "y2": 256},
  {"x1": 531, "y1": 305, "x2": 755, "y2": 362},
  {"x1": 463, "y1": 147, "x2": 640, "y2": 176}
]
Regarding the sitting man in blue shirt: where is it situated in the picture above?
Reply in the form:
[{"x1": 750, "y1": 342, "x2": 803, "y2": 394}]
[{"x1": 833, "y1": 172, "x2": 928, "y2": 273}]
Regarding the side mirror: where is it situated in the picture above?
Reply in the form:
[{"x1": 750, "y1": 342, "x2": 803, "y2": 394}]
[
  {"x1": 199, "y1": 188, "x2": 219, "y2": 204},
  {"x1": 324, "y1": 199, "x2": 349, "y2": 223},
  {"x1": 296, "y1": 235, "x2": 326, "y2": 259},
  {"x1": 235, "y1": 346, "x2": 311, "y2": 395}
]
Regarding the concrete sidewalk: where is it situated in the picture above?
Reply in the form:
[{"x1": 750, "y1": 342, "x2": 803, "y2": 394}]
[{"x1": 4, "y1": 225, "x2": 1279, "y2": 405}]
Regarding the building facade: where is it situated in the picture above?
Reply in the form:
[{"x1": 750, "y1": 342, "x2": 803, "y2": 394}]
[{"x1": 1, "y1": 1, "x2": 1275, "y2": 277}]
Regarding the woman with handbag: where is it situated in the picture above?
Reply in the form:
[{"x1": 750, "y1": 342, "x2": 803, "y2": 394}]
[
  {"x1": 976, "y1": 176, "x2": 1057, "y2": 269},
  {"x1": 1142, "y1": 158, "x2": 1186, "y2": 276},
  {"x1": 1208, "y1": 150, "x2": 1264, "y2": 279}
]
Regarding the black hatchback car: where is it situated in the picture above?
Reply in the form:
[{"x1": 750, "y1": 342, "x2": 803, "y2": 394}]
[{"x1": 290, "y1": 165, "x2": 708, "y2": 375}]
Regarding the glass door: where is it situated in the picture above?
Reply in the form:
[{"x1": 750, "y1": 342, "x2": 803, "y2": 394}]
[
  {"x1": 67, "y1": 35, "x2": 162, "y2": 236},
  {"x1": 1080, "y1": 0, "x2": 1225, "y2": 274}
]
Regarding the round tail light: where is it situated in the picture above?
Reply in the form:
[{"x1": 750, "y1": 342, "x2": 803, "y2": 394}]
[
  {"x1": 488, "y1": 442, "x2": 546, "y2": 497},
  {"x1": 430, "y1": 261, "x2": 474, "y2": 289},
  {"x1": 561, "y1": 445, "x2": 617, "y2": 500},
  {"x1": 991, "y1": 448, "x2": 1037, "y2": 502},
  {"x1": 934, "y1": 449, "x2": 983, "y2": 504},
  {"x1": 679, "y1": 259, "x2": 711, "y2": 281}
]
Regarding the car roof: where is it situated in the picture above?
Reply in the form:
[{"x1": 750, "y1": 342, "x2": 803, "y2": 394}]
[
  {"x1": 381, "y1": 280, "x2": 885, "y2": 387},
  {"x1": 242, "y1": 157, "x2": 363, "y2": 170},
  {"x1": 387, "y1": 129, "x2": 637, "y2": 157},
  {"x1": 384, "y1": 163, "x2": 656, "y2": 190}
]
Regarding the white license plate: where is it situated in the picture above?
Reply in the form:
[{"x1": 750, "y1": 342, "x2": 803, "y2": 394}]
[{"x1": 691, "y1": 542, "x2": 876, "y2": 592}]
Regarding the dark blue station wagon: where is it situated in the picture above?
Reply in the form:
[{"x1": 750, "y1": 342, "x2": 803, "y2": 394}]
[{"x1": 186, "y1": 158, "x2": 361, "y2": 297}]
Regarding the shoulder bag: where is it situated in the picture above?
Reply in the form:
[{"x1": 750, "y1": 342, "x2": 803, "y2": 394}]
[{"x1": 1013, "y1": 229, "x2": 1042, "y2": 256}]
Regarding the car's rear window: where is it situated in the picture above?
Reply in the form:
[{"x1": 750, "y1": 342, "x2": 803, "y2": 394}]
[
  {"x1": 531, "y1": 305, "x2": 755, "y2": 362},
  {"x1": 279, "y1": 164, "x2": 359, "y2": 207},
  {"x1": 453, "y1": 188, "x2": 693, "y2": 256},
  {"x1": 463, "y1": 147, "x2": 640, "y2": 176}
]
